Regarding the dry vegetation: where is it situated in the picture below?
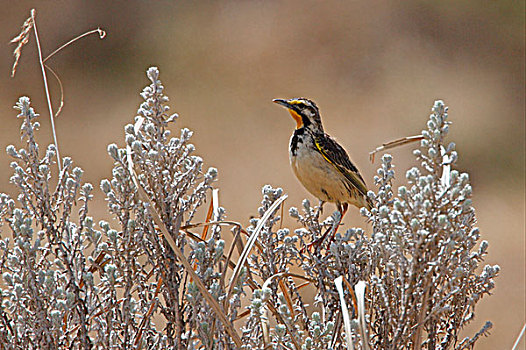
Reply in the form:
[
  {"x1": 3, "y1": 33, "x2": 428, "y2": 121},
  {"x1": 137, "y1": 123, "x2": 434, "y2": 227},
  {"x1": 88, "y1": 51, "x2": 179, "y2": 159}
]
[
  {"x1": 0, "y1": 7, "x2": 516, "y2": 349},
  {"x1": 0, "y1": 64, "x2": 499, "y2": 348}
]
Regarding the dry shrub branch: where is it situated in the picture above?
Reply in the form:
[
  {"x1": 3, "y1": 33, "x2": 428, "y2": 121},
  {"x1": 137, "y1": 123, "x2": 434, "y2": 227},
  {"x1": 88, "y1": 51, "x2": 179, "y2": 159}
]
[{"x1": 0, "y1": 63, "x2": 498, "y2": 349}]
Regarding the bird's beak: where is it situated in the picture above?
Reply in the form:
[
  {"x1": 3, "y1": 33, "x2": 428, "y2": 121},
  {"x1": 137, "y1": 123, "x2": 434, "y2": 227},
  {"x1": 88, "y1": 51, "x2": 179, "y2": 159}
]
[
  {"x1": 273, "y1": 98, "x2": 303, "y2": 129},
  {"x1": 272, "y1": 98, "x2": 291, "y2": 108}
]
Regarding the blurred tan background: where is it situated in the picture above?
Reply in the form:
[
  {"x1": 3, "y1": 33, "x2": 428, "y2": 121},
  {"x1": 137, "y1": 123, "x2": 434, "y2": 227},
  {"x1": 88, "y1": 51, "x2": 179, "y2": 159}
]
[{"x1": 0, "y1": 1, "x2": 524, "y2": 348}]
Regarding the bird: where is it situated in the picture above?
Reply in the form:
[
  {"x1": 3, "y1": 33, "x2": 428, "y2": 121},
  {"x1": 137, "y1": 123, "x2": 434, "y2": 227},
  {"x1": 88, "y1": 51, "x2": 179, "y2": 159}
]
[{"x1": 273, "y1": 97, "x2": 372, "y2": 246}]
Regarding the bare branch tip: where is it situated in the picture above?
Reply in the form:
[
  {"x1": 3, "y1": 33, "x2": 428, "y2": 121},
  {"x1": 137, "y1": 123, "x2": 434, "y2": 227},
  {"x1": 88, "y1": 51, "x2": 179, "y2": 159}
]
[{"x1": 97, "y1": 28, "x2": 107, "y2": 39}]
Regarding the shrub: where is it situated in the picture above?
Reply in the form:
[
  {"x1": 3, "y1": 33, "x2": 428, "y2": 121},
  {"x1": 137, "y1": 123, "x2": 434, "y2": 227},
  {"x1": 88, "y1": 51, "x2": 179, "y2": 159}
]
[{"x1": 0, "y1": 67, "x2": 498, "y2": 349}]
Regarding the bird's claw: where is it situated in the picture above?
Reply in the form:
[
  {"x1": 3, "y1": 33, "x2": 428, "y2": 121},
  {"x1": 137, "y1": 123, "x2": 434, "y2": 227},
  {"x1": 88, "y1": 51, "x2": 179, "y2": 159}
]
[{"x1": 300, "y1": 226, "x2": 335, "y2": 253}]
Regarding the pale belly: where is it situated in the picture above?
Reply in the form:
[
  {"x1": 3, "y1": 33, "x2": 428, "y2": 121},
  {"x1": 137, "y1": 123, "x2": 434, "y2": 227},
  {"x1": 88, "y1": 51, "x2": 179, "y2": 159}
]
[{"x1": 290, "y1": 145, "x2": 355, "y2": 205}]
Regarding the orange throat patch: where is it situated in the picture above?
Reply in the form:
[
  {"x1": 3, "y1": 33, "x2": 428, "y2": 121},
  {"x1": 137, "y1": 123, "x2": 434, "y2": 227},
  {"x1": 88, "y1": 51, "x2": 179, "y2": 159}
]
[{"x1": 288, "y1": 110, "x2": 303, "y2": 129}]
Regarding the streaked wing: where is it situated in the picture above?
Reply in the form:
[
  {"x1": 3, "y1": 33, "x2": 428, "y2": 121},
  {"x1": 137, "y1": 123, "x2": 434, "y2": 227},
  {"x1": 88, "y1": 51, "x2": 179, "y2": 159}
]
[{"x1": 313, "y1": 133, "x2": 369, "y2": 197}]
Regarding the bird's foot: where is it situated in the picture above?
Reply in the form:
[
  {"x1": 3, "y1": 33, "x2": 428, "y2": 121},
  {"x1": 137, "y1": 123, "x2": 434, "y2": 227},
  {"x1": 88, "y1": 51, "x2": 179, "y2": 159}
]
[
  {"x1": 301, "y1": 226, "x2": 334, "y2": 253},
  {"x1": 301, "y1": 205, "x2": 344, "y2": 254}
]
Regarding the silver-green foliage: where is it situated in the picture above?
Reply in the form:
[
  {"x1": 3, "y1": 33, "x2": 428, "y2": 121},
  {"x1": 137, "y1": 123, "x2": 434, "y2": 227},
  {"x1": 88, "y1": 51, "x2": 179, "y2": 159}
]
[
  {"x1": 0, "y1": 69, "x2": 234, "y2": 349},
  {"x1": 0, "y1": 97, "x2": 95, "y2": 348},
  {"x1": 0, "y1": 68, "x2": 498, "y2": 350},
  {"x1": 243, "y1": 101, "x2": 498, "y2": 349},
  {"x1": 361, "y1": 101, "x2": 500, "y2": 349}
]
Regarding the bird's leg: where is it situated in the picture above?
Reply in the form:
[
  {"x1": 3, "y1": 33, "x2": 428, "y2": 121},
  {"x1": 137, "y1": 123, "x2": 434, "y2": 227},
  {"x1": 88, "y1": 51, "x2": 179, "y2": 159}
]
[
  {"x1": 327, "y1": 203, "x2": 348, "y2": 245},
  {"x1": 305, "y1": 203, "x2": 348, "y2": 252},
  {"x1": 340, "y1": 203, "x2": 348, "y2": 223}
]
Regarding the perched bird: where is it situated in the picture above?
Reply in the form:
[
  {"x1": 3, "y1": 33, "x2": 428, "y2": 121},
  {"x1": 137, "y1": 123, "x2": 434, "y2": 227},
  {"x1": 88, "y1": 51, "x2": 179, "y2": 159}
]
[{"x1": 273, "y1": 98, "x2": 372, "y2": 241}]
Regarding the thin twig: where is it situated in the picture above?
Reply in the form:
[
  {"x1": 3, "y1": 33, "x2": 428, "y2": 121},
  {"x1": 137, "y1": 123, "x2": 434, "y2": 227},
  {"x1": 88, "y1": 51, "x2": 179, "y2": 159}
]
[
  {"x1": 412, "y1": 287, "x2": 429, "y2": 349},
  {"x1": 369, "y1": 134, "x2": 424, "y2": 163},
  {"x1": 342, "y1": 277, "x2": 358, "y2": 317},
  {"x1": 226, "y1": 195, "x2": 288, "y2": 302},
  {"x1": 200, "y1": 189, "x2": 216, "y2": 241},
  {"x1": 221, "y1": 226, "x2": 241, "y2": 298},
  {"x1": 43, "y1": 28, "x2": 106, "y2": 63},
  {"x1": 512, "y1": 323, "x2": 526, "y2": 350},
  {"x1": 31, "y1": 9, "x2": 62, "y2": 171},
  {"x1": 261, "y1": 272, "x2": 315, "y2": 290},
  {"x1": 134, "y1": 277, "x2": 163, "y2": 346},
  {"x1": 44, "y1": 65, "x2": 64, "y2": 118}
]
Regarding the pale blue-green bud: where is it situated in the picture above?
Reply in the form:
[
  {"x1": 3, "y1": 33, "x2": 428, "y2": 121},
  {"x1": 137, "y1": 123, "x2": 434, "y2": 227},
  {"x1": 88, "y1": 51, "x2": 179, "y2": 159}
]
[
  {"x1": 107, "y1": 144, "x2": 119, "y2": 160},
  {"x1": 124, "y1": 124, "x2": 134, "y2": 134},
  {"x1": 125, "y1": 134, "x2": 135, "y2": 145},
  {"x1": 207, "y1": 167, "x2": 218, "y2": 178},
  {"x1": 6, "y1": 145, "x2": 18, "y2": 158},
  {"x1": 73, "y1": 167, "x2": 83, "y2": 179},
  {"x1": 63, "y1": 157, "x2": 72, "y2": 168}
]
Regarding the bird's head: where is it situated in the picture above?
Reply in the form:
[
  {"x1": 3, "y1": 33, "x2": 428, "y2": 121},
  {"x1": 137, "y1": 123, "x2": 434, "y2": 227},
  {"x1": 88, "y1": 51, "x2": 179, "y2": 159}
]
[{"x1": 273, "y1": 97, "x2": 323, "y2": 133}]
